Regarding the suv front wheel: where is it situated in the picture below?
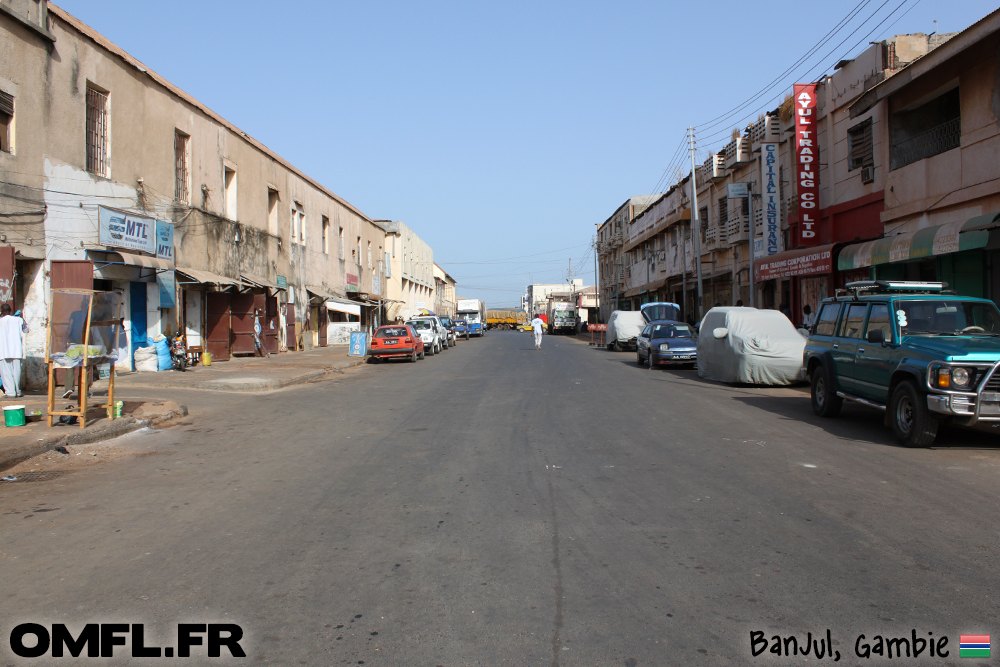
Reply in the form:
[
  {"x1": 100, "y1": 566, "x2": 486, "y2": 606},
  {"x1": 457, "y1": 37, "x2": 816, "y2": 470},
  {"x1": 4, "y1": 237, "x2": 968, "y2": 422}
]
[
  {"x1": 889, "y1": 381, "x2": 939, "y2": 448},
  {"x1": 811, "y1": 366, "x2": 843, "y2": 417}
]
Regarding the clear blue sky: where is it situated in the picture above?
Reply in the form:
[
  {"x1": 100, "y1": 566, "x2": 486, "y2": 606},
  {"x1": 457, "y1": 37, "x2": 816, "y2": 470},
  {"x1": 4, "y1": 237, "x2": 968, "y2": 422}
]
[{"x1": 56, "y1": 0, "x2": 1000, "y2": 307}]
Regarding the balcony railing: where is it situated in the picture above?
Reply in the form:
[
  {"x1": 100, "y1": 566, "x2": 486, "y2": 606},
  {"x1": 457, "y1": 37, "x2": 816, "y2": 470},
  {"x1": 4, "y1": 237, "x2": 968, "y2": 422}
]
[{"x1": 890, "y1": 117, "x2": 961, "y2": 171}]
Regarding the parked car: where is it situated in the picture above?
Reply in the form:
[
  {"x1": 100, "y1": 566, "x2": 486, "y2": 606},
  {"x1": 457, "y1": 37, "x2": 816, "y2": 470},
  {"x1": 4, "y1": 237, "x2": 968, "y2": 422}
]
[
  {"x1": 454, "y1": 319, "x2": 470, "y2": 339},
  {"x1": 438, "y1": 316, "x2": 459, "y2": 346},
  {"x1": 606, "y1": 310, "x2": 647, "y2": 351},
  {"x1": 697, "y1": 307, "x2": 807, "y2": 385},
  {"x1": 640, "y1": 302, "x2": 681, "y2": 323},
  {"x1": 804, "y1": 280, "x2": 1000, "y2": 447},
  {"x1": 405, "y1": 318, "x2": 443, "y2": 355},
  {"x1": 636, "y1": 320, "x2": 698, "y2": 368},
  {"x1": 369, "y1": 325, "x2": 424, "y2": 362}
]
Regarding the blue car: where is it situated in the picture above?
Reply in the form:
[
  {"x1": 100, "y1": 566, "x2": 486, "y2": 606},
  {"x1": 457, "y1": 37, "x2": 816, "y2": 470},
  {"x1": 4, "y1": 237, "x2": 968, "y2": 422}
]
[
  {"x1": 635, "y1": 320, "x2": 698, "y2": 369},
  {"x1": 453, "y1": 319, "x2": 470, "y2": 340}
]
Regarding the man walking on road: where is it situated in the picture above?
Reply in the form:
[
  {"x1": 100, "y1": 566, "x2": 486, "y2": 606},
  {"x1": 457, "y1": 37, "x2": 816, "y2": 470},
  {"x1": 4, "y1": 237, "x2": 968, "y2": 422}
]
[
  {"x1": 0, "y1": 303, "x2": 28, "y2": 397},
  {"x1": 531, "y1": 313, "x2": 544, "y2": 349}
]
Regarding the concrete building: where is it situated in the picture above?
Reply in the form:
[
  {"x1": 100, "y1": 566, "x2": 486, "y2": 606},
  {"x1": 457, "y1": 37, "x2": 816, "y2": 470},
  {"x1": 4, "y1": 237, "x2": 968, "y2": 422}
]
[
  {"x1": 595, "y1": 196, "x2": 659, "y2": 321},
  {"x1": 378, "y1": 220, "x2": 435, "y2": 322},
  {"x1": 0, "y1": 0, "x2": 388, "y2": 386},
  {"x1": 835, "y1": 13, "x2": 1000, "y2": 302},
  {"x1": 432, "y1": 263, "x2": 457, "y2": 317},
  {"x1": 597, "y1": 29, "x2": 964, "y2": 323}
]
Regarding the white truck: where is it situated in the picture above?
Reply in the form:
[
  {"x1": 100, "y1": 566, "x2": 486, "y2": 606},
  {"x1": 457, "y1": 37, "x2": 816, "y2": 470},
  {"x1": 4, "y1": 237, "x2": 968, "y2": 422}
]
[
  {"x1": 546, "y1": 301, "x2": 576, "y2": 335},
  {"x1": 456, "y1": 299, "x2": 486, "y2": 337}
]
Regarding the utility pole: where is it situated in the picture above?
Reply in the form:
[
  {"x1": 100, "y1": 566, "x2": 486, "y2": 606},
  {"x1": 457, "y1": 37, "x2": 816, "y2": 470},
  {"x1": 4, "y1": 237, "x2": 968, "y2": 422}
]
[
  {"x1": 688, "y1": 127, "x2": 705, "y2": 320},
  {"x1": 593, "y1": 230, "x2": 600, "y2": 322},
  {"x1": 748, "y1": 182, "x2": 756, "y2": 308}
]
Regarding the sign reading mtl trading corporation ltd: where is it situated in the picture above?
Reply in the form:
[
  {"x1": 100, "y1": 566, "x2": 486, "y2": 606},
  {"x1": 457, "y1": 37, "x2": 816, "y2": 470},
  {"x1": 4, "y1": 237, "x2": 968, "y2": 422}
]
[
  {"x1": 793, "y1": 83, "x2": 819, "y2": 244},
  {"x1": 759, "y1": 142, "x2": 780, "y2": 258}
]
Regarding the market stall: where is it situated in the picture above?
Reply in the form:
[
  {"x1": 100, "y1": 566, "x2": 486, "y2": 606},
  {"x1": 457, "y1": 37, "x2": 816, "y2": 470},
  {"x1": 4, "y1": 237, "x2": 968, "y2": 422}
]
[{"x1": 46, "y1": 289, "x2": 123, "y2": 428}]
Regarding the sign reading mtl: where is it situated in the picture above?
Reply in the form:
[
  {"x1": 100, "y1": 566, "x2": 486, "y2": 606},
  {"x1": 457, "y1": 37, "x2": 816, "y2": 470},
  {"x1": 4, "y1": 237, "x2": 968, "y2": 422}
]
[{"x1": 793, "y1": 83, "x2": 819, "y2": 245}]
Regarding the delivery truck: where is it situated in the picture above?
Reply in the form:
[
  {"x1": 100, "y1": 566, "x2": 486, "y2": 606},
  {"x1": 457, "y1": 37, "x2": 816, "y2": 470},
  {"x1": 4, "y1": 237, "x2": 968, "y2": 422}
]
[
  {"x1": 456, "y1": 299, "x2": 486, "y2": 337},
  {"x1": 546, "y1": 301, "x2": 577, "y2": 335}
]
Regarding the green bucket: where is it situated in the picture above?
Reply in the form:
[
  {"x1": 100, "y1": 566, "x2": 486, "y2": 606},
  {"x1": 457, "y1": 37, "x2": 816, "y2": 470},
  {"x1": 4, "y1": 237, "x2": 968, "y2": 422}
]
[{"x1": 3, "y1": 405, "x2": 26, "y2": 427}]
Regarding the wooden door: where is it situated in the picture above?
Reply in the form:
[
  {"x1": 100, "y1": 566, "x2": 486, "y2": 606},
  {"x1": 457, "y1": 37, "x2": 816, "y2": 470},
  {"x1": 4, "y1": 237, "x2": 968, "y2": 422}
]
[
  {"x1": 285, "y1": 304, "x2": 296, "y2": 351},
  {"x1": 230, "y1": 292, "x2": 256, "y2": 354},
  {"x1": 265, "y1": 295, "x2": 279, "y2": 354},
  {"x1": 50, "y1": 260, "x2": 94, "y2": 289},
  {"x1": 0, "y1": 246, "x2": 14, "y2": 310},
  {"x1": 318, "y1": 305, "x2": 328, "y2": 347},
  {"x1": 206, "y1": 292, "x2": 231, "y2": 362}
]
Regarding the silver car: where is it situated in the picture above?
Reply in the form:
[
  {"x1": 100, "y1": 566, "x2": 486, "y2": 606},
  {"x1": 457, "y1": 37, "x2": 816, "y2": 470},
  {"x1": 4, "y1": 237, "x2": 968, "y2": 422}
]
[{"x1": 405, "y1": 318, "x2": 444, "y2": 355}]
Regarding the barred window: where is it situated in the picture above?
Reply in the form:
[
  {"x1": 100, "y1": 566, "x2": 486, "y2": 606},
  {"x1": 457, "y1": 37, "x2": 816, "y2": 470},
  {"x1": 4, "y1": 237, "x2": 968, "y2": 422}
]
[
  {"x1": 848, "y1": 118, "x2": 874, "y2": 181},
  {"x1": 0, "y1": 90, "x2": 13, "y2": 153},
  {"x1": 86, "y1": 86, "x2": 109, "y2": 176},
  {"x1": 174, "y1": 131, "x2": 189, "y2": 202}
]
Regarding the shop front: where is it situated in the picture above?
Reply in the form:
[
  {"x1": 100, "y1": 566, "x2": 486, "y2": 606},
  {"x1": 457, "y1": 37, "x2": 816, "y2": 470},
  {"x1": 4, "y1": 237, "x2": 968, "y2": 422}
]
[
  {"x1": 837, "y1": 215, "x2": 1000, "y2": 302},
  {"x1": 755, "y1": 243, "x2": 836, "y2": 327},
  {"x1": 175, "y1": 268, "x2": 243, "y2": 363}
]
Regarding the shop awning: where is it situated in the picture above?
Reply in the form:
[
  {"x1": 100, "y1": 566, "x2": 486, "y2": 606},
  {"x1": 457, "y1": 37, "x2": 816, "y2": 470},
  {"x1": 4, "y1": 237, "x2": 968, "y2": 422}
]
[
  {"x1": 93, "y1": 250, "x2": 174, "y2": 271},
  {"x1": 837, "y1": 215, "x2": 1000, "y2": 270},
  {"x1": 325, "y1": 298, "x2": 361, "y2": 316},
  {"x1": 240, "y1": 272, "x2": 282, "y2": 290},
  {"x1": 755, "y1": 244, "x2": 835, "y2": 281},
  {"x1": 176, "y1": 267, "x2": 242, "y2": 286},
  {"x1": 306, "y1": 285, "x2": 338, "y2": 300}
]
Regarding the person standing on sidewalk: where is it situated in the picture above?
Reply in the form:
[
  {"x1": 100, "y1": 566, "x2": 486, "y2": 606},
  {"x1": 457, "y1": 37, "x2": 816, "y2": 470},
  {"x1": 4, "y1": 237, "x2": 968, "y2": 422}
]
[
  {"x1": 531, "y1": 313, "x2": 544, "y2": 349},
  {"x1": 0, "y1": 303, "x2": 28, "y2": 397}
]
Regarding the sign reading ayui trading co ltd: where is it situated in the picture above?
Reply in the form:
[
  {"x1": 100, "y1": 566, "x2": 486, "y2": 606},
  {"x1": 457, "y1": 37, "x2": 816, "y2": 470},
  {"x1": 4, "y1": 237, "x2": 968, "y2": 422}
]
[{"x1": 793, "y1": 83, "x2": 819, "y2": 244}]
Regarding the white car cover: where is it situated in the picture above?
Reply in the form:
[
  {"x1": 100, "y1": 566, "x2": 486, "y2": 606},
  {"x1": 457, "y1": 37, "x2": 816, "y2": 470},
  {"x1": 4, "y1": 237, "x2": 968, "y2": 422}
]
[
  {"x1": 607, "y1": 311, "x2": 647, "y2": 347},
  {"x1": 696, "y1": 307, "x2": 807, "y2": 385}
]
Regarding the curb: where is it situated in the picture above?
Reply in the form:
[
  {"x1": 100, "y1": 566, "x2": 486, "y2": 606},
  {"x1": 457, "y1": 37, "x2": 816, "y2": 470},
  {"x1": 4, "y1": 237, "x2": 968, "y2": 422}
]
[
  {"x1": 93, "y1": 359, "x2": 366, "y2": 394},
  {"x1": 0, "y1": 406, "x2": 189, "y2": 473}
]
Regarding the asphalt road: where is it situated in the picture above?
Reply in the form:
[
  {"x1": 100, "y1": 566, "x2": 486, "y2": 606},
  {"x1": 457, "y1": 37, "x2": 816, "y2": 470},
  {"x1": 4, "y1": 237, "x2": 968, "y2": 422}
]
[{"x1": 2, "y1": 332, "x2": 999, "y2": 665}]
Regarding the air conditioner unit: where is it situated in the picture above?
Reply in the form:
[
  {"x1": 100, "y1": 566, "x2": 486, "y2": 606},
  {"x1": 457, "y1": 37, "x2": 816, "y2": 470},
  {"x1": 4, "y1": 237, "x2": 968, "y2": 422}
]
[{"x1": 861, "y1": 166, "x2": 875, "y2": 184}]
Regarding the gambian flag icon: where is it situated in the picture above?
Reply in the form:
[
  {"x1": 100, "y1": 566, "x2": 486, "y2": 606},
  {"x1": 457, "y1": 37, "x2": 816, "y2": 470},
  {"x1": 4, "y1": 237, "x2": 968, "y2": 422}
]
[{"x1": 960, "y1": 635, "x2": 990, "y2": 658}]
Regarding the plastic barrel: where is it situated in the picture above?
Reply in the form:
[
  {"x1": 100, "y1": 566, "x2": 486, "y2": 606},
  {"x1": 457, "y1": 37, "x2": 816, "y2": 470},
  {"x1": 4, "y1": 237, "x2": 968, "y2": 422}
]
[
  {"x1": 3, "y1": 405, "x2": 26, "y2": 427},
  {"x1": 202, "y1": 351, "x2": 212, "y2": 366}
]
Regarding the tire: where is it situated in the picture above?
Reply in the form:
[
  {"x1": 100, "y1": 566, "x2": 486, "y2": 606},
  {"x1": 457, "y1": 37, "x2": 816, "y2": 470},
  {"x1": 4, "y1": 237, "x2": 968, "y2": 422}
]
[
  {"x1": 607, "y1": 342, "x2": 616, "y2": 351},
  {"x1": 419, "y1": 348, "x2": 425, "y2": 360},
  {"x1": 636, "y1": 352, "x2": 644, "y2": 366},
  {"x1": 889, "y1": 381, "x2": 939, "y2": 447},
  {"x1": 367, "y1": 356, "x2": 378, "y2": 364},
  {"x1": 647, "y1": 353, "x2": 653, "y2": 369},
  {"x1": 811, "y1": 366, "x2": 843, "y2": 418},
  {"x1": 410, "y1": 351, "x2": 417, "y2": 363}
]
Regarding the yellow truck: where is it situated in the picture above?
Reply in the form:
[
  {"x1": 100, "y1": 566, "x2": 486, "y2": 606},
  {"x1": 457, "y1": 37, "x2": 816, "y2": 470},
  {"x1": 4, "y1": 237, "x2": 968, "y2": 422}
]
[{"x1": 486, "y1": 309, "x2": 527, "y2": 330}]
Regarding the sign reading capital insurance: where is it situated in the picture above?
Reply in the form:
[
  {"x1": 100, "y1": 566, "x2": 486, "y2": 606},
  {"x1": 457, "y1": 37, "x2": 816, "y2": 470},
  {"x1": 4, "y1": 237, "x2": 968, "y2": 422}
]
[
  {"x1": 793, "y1": 83, "x2": 819, "y2": 244},
  {"x1": 99, "y1": 206, "x2": 157, "y2": 254},
  {"x1": 759, "y1": 142, "x2": 780, "y2": 257}
]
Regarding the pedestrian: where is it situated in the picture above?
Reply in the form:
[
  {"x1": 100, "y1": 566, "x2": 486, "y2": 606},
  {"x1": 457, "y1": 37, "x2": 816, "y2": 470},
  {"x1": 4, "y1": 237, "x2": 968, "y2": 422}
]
[
  {"x1": 779, "y1": 302, "x2": 792, "y2": 320},
  {"x1": 0, "y1": 303, "x2": 28, "y2": 397},
  {"x1": 802, "y1": 304, "x2": 816, "y2": 330},
  {"x1": 530, "y1": 313, "x2": 545, "y2": 349},
  {"x1": 736, "y1": 299, "x2": 744, "y2": 307}
]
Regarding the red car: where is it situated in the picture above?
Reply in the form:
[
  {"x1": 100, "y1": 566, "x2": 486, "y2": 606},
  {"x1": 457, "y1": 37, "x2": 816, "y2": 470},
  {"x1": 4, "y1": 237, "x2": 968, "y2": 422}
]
[{"x1": 369, "y1": 325, "x2": 424, "y2": 363}]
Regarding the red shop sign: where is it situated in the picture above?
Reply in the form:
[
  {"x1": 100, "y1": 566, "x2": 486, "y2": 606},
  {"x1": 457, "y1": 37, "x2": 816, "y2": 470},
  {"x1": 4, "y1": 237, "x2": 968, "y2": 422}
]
[
  {"x1": 794, "y1": 83, "x2": 819, "y2": 245},
  {"x1": 755, "y1": 244, "x2": 834, "y2": 281}
]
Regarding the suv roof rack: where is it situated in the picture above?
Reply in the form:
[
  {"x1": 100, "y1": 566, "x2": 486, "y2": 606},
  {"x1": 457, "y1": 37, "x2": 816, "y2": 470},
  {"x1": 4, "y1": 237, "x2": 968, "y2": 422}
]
[{"x1": 836, "y1": 280, "x2": 952, "y2": 298}]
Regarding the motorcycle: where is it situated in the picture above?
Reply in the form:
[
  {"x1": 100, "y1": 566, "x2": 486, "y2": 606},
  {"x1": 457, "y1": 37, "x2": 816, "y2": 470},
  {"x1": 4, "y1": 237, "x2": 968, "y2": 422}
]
[{"x1": 167, "y1": 328, "x2": 187, "y2": 371}]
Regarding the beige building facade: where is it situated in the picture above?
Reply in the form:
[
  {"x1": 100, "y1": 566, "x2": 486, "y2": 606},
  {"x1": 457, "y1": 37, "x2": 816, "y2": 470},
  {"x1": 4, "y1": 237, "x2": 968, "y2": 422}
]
[
  {"x1": 0, "y1": 1, "x2": 388, "y2": 385},
  {"x1": 378, "y1": 220, "x2": 435, "y2": 322}
]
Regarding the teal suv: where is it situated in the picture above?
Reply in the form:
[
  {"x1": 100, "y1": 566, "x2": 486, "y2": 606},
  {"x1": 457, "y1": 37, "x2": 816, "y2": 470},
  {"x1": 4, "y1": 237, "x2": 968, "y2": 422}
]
[{"x1": 803, "y1": 281, "x2": 1000, "y2": 447}]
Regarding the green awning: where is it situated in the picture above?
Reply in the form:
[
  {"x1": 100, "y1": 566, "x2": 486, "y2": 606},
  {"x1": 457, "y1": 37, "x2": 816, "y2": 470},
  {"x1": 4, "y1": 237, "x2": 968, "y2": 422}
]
[{"x1": 837, "y1": 213, "x2": 1000, "y2": 271}]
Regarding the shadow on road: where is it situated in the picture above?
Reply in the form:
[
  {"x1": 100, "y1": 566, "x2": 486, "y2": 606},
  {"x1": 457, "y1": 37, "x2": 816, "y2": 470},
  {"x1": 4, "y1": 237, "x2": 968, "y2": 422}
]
[{"x1": 731, "y1": 393, "x2": 1000, "y2": 450}]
